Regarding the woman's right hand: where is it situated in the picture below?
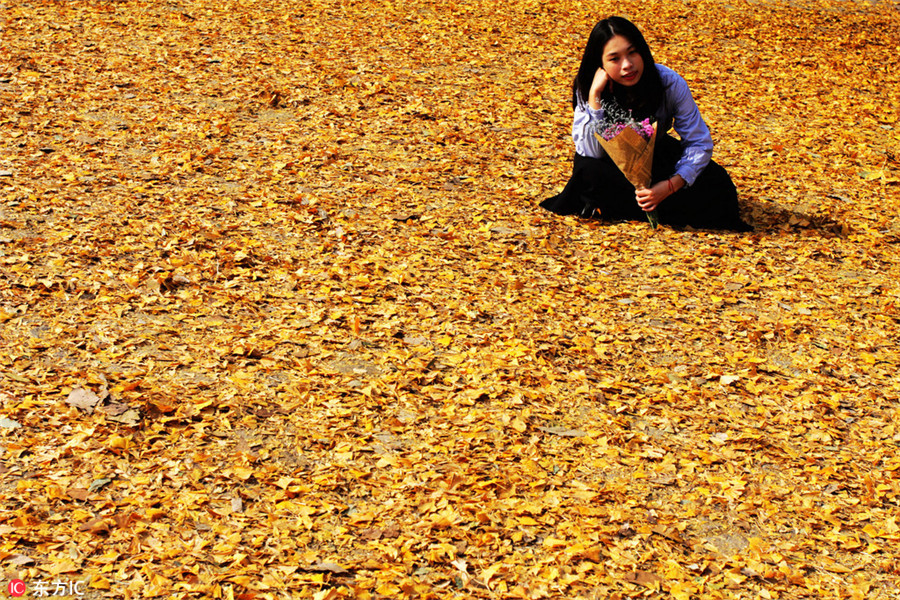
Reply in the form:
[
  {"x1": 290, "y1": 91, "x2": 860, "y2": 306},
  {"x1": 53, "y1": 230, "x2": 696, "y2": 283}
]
[{"x1": 588, "y1": 67, "x2": 610, "y2": 110}]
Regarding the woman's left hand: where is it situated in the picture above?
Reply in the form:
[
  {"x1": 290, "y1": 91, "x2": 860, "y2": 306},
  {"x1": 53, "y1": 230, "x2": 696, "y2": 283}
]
[{"x1": 635, "y1": 181, "x2": 670, "y2": 212}]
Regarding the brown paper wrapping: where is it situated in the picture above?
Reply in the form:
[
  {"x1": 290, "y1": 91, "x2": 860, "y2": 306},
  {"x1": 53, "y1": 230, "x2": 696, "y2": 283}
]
[{"x1": 594, "y1": 122, "x2": 657, "y2": 190}]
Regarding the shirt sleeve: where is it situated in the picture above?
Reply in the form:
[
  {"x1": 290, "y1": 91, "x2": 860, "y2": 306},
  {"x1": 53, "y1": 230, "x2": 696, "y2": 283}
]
[
  {"x1": 665, "y1": 71, "x2": 714, "y2": 187},
  {"x1": 572, "y1": 98, "x2": 606, "y2": 159}
]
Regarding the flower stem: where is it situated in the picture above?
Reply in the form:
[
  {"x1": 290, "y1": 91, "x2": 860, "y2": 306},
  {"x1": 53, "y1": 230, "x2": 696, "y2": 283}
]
[{"x1": 646, "y1": 210, "x2": 659, "y2": 230}]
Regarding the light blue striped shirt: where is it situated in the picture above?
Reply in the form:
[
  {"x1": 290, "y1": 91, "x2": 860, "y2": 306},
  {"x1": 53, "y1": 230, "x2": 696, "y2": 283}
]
[{"x1": 572, "y1": 64, "x2": 714, "y2": 187}]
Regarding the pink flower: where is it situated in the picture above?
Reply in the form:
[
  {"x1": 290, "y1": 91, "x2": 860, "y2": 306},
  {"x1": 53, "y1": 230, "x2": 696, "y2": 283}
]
[{"x1": 593, "y1": 101, "x2": 656, "y2": 141}]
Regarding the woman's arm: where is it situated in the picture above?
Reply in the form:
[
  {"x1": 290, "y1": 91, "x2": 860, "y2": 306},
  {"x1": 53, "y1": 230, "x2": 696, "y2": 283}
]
[
  {"x1": 572, "y1": 68, "x2": 612, "y2": 158},
  {"x1": 634, "y1": 68, "x2": 713, "y2": 211},
  {"x1": 663, "y1": 68, "x2": 714, "y2": 186},
  {"x1": 572, "y1": 99, "x2": 606, "y2": 158},
  {"x1": 635, "y1": 174, "x2": 686, "y2": 212}
]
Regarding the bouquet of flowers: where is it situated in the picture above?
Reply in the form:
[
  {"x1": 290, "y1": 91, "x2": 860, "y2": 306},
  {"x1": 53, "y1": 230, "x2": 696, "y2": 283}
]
[{"x1": 592, "y1": 99, "x2": 659, "y2": 229}]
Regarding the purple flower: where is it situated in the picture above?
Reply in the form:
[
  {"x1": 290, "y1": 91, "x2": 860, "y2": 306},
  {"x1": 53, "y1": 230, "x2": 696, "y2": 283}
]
[{"x1": 593, "y1": 100, "x2": 656, "y2": 141}]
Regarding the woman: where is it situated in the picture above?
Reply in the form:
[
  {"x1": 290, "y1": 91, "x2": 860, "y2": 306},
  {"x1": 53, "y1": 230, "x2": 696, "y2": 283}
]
[{"x1": 541, "y1": 16, "x2": 750, "y2": 231}]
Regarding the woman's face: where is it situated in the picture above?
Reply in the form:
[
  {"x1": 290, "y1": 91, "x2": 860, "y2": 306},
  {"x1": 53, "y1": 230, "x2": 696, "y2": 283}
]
[{"x1": 602, "y1": 34, "x2": 644, "y2": 87}]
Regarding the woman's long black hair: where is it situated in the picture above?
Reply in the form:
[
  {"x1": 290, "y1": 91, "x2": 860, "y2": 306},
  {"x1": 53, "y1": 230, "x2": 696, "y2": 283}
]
[{"x1": 572, "y1": 16, "x2": 663, "y2": 121}]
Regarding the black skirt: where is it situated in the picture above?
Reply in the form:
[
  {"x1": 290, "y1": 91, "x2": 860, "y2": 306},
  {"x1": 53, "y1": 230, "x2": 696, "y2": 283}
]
[{"x1": 541, "y1": 134, "x2": 750, "y2": 231}]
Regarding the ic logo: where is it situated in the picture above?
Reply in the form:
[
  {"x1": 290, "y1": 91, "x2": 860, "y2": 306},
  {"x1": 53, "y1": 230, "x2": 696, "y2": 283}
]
[{"x1": 8, "y1": 579, "x2": 26, "y2": 597}]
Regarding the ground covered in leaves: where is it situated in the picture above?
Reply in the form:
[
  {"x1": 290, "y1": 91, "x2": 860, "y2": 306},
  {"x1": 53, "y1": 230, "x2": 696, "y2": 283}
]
[{"x1": 2, "y1": 0, "x2": 900, "y2": 598}]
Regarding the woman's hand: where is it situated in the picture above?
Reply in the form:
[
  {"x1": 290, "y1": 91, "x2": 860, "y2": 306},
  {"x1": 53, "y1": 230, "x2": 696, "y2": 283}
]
[
  {"x1": 635, "y1": 182, "x2": 668, "y2": 212},
  {"x1": 588, "y1": 67, "x2": 610, "y2": 110},
  {"x1": 636, "y1": 176, "x2": 684, "y2": 211}
]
